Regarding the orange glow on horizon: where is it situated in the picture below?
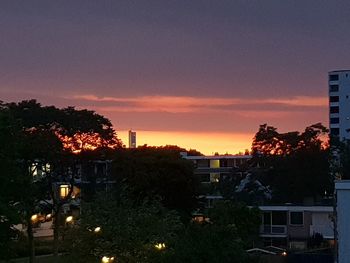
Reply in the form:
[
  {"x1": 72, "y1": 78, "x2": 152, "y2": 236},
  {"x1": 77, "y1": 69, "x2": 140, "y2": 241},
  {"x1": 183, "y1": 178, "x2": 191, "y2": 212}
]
[{"x1": 118, "y1": 130, "x2": 253, "y2": 155}]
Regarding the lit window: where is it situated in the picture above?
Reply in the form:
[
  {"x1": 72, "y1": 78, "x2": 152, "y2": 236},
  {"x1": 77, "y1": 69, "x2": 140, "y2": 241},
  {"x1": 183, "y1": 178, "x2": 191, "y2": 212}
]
[
  {"x1": 60, "y1": 185, "x2": 70, "y2": 198},
  {"x1": 210, "y1": 173, "x2": 220, "y2": 183},
  {"x1": 210, "y1": 159, "x2": 220, "y2": 168},
  {"x1": 290, "y1": 212, "x2": 303, "y2": 225}
]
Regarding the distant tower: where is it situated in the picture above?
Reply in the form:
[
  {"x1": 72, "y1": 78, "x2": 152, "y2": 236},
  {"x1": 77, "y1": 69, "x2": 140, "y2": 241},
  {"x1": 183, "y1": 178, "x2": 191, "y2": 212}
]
[
  {"x1": 128, "y1": 130, "x2": 136, "y2": 148},
  {"x1": 329, "y1": 70, "x2": 350, "y2": 140}
]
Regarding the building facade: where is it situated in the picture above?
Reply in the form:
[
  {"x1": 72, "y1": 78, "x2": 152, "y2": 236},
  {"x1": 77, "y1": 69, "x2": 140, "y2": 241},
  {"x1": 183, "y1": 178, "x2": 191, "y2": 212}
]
[
  {"x1": 183, "y1": 154, "x2": 251, "y2": 207},
  {"x1": 335, "y1": 180, "x2": 350, "y2": 263},
  {"x1": 259, "y1": 205, "x2": 334, "y2": 250},
  {"x1": 329, "y1": 70, "x2": 350, "y2": 140},
  {"x1": 128, "y1": 130, "x2": 136, "y2": 148}
]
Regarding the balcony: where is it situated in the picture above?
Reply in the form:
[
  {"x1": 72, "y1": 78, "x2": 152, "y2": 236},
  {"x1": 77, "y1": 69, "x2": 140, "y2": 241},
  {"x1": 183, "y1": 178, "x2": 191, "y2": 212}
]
[
  {"x1": 260, "y1": 225, "x2": 287, "y2": 237},
  {"x1": 310, "y1": 225, "x2": 334, "y2": 239}
]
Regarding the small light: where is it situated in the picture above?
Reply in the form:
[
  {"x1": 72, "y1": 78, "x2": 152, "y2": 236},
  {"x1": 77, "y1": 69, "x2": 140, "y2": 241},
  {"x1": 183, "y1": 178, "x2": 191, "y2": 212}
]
[
  {"x1": 94, "y1": 226, "x2": 101, "y2": 233},
  {"x1": 154, "y1": 243, "x2": 166, "y2": 250},
  {"x1": 31, "y1": 214, "x2": 38, "y2": 221},
  {"x1": 101, "y1": 256, "x2": 114, "y2": 263},
  {"x1": 46, "y1": 214, "x2": 52, "y2": 220},
  {"x1": 65, "y1": 216, "x2": 73, "y2": 223},
  {"x1": 282, "y1": 251, "x2": 287, "y2": 256}
]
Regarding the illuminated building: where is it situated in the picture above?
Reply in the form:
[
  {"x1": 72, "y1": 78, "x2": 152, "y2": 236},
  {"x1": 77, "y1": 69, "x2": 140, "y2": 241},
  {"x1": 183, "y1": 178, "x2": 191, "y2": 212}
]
[
  {"x1": 128, "y1": 130, "x2": 136, "y2": 148},
  {"x1": 183, "y1": 154, "x2": 251, "y2": 207},
  {"x1": 329, "y1": 70, "x2": 350, "y2": 140}
]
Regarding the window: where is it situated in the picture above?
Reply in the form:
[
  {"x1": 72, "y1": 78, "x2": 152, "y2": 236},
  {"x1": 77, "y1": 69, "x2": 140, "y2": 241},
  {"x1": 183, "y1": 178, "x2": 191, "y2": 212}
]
[
  {"x1": 60, "y1": 185, "x2": 70, "y2": 198},
  {"x1": 200, "y1": 174, "x2": 210, "y2": 183},
  {"x1": 330, "y1": 106, "x2": 339, "y2": 114},
  {"x1": 331, "y1": 128, "x2": 340, "y2": 136},
  {"x1": 272, "y1": 211, "x2": 287, "y2": 225},
  {"x1": 329, "y1": 74, "x2": 339, "y2": 81},
  {"x1": 220, "y1": 159, "x2": 227, "y2": 167},
  {"x1": 329, "y1": 85, "x2": 339, "y2": 92},
  {"x1": 290, "y1": 212, "x2": 303, "y2": 225},
  {"x1": 197, "y1": 159, "x2": 209, "y2": 168},
  {"x1": 330, "y1": 117, "x2": 339, "y2": 124},
  {"x1": 263, "y1": 212, "x2": 271, "y2": 225},
  {"x1": 210, "y1": 173, "x2": 220, "y2": 183},
  {"x1": 210, "y1": 159, "x2": 220, "y2": 168},
  {"x1": 330, "y1": 96, "x2": 339, "y2": 103}
]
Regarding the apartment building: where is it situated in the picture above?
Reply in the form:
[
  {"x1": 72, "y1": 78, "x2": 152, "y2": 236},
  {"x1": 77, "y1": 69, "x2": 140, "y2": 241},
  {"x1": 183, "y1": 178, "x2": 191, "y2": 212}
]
[
  {"x1": 329, "y1": 70, "x2": 350, "y2": 140},
  {"x1": 183, "y1": 154, "x2": 251, "y2": 207},
  {"x1": 259, "y1": 205, "x2": 334, "y2": 250}
]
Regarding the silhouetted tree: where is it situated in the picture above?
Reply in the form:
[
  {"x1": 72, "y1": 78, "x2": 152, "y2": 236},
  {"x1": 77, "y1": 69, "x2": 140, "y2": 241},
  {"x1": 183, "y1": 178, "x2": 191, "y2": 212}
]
[
  {"x1": 112, "y1": 146, "x2": 198, "y2": 215},
  {"x1": 251, "y1": 123, "x2": 332, "y2": 203},
  {"x1": 0, "y1": 100, "x2": 122, "y2": 262}
]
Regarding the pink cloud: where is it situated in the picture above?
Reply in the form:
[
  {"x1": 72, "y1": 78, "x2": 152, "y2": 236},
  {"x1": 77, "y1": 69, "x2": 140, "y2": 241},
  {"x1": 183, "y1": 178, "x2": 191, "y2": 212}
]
[{"x1": 70, "y1": 94, "x2": 327, "y2": 114}]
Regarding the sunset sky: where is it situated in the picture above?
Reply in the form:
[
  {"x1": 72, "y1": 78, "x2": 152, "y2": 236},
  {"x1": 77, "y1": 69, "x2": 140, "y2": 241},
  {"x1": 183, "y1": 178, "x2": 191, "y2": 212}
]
[{"x1": 1, "y1": 1, "x2": 350, "y2": 154}]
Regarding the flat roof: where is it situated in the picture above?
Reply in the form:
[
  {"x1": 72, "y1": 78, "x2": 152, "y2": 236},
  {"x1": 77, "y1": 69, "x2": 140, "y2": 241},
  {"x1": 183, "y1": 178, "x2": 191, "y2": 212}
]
[
  {"x1": 329, "y1": 70, "x2": 350, "y2": 73},
  {"x1": 335, "y1": 180, "x2": 350, "y2": 190},
  {"x1": 257, "y1": 205, "x2": 333, "y2": 212},
  {"x1": 184, "y1": 155, "x2": 252, "y2": 160}
]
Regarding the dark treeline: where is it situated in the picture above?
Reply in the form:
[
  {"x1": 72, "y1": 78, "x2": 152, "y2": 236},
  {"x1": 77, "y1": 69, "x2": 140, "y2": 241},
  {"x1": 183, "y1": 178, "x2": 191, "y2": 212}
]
[{"x1": 2, "y1": 100, "x2": 349, "y2": 262}]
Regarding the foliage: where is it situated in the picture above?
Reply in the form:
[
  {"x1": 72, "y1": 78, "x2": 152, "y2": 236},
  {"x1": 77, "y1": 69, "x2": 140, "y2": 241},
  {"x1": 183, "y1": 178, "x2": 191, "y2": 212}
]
[
  {"x1": 0, "y1": 109, "x2": 22, "y2": 259},
  {"x1": 161, "y1": 201, "x2": 259, "y2": 263},
  {"x1": 330, "y1": 138, "x2": 350, "y2": 180},
  {"x1": 5, "y1": 99, "x2": 122, "y2": 152},
  {"x1": 162, "y1": 223, "x2": 250, "y2": 263},
  {"x1": 251, "y1": 123, "x2": 331, "y2": 203},
  {"x1": 65, "y1": 193, "x2": 258, "y2": 263},
  {"x1": 209, "y1": 200, "x2": 261, "y2": 247},
  {"x1": 112, "y1": 146, "x2": 198, "y2": 213},
  {"x1": 65, "y1": 190, "x2": 183, "y2": 263},
  {"x1": 0, "y1": 100, "x2": 122, "y2": 261}
]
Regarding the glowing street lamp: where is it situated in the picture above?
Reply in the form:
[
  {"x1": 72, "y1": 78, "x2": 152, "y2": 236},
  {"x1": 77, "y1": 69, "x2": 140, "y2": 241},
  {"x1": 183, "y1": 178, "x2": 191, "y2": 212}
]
[
  {"x1": 65, "y1": 216, "x2": 73, "y2": 223},
  {"x1": 31, "y1": 214, "x2": 38, "y2": 222},
  {"x1": 101, "y1": 256, "x2": 115, "y2": 263},
  {"x1": 94, "y1": 226, "x2": 101, "y2": 233},
  {"x1": 154, "y1": 242, "x2": 166, "y2": 250}
]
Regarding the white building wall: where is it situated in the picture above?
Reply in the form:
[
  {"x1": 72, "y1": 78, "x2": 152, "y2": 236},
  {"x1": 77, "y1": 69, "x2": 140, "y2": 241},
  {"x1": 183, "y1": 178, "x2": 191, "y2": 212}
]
[
  {"x1": 336, "y1": 180, "x2": 350, "y2": 263},
  {"x1": 310, "y1": 212, "x2": 334, "y2": 239}
]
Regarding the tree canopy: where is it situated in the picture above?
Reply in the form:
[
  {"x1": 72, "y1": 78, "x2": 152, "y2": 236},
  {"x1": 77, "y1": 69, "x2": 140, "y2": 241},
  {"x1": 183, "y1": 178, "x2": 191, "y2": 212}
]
[
  {"x1": 112, "y1": 146, "x2": 198, "y2": 214},
  {"x1": 0, "y1": 100, "x2": 122, "y2": 261},
  {"x1": 251, "y1": 123, "x2": 332, "y2": 203},
  {"x1": 3, "y1": 100, "x2": 122, "y2": 152}
]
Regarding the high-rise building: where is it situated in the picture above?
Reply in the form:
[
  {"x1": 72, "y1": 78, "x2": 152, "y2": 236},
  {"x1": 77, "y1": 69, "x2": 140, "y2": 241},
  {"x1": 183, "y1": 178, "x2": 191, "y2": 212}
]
[
  {"x1": 128, "y1": 130, "x2": 136, "y2": 148},
  {"x1": 329, "y1": 70, "x2": 350, "y2": 140}
]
